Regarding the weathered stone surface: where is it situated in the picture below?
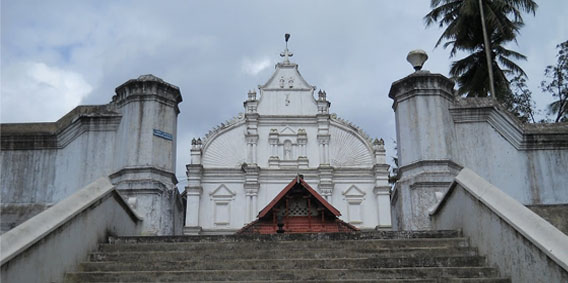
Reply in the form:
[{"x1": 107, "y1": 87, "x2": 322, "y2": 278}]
[
  {"x1": 0, "y1": 177, "x2": 142, "y2": 283},
  {"x1": 1, "y1": 74, "x2": 183, "y2": 235},
  {"x1": 0, "y1": 203, "x2": 51, "y2": 234},
  {"x1": 527, "y1": 204, "x2": 568, "y2": 235},
  {"x1": 389, "y1": 67, "x2": 568, "y2": 231},
  {"x1": 431, "y1": 168, "x2": 568, "y2": 283},
  {"x1": 110, "y1": 229, "x2": 461, "y2": 243},
  {"x1": 64, "y1": 230, "x2": 509, "y2": 282}
]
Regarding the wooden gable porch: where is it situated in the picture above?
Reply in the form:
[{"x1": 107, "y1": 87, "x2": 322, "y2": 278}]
[{"x1": 237, "y1": 175, "x2": 358, "y2": 234}]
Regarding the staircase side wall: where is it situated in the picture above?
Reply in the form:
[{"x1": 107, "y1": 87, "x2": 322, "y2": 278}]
[
  {"x1": 0, "y1": 177, "x2": 142, "y2": 283},
  {"x1": 527, "y1": 204, "x2": 568, "y2": 235},
  {"x1": 431, "y1": 168, "x2": 568, "y2": 283},
  {"x1": 1, "y1": 117, "x2": 120, "y2": 233}
]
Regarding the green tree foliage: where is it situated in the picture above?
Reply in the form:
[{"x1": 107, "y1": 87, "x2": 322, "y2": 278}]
[
  {"x1": 507, "y1": 75, "x2": 536, "y2": 123},
  {"x1": 541, "y1": 40, "x2": 568, "y2": 123},
  {"x1": 424, "y1": 0, "x2": 537, "y2": 100},
  {"x1": 388, "y1": 140, "x2": 399, "y2": 185}
]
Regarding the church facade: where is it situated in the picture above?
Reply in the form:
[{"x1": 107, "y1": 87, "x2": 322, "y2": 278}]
[{"x1": 184, "y1": 47, "x2": 391, "y2": 234}]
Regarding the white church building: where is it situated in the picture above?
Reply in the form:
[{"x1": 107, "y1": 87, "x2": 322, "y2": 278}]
[{"x1": 184, "y1": 45, "x2": 392, "y2": 235}]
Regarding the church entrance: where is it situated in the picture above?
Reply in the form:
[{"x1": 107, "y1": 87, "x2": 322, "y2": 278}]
[{"x1": 237, "y1": 175, "x2": 358, "y2": 234}]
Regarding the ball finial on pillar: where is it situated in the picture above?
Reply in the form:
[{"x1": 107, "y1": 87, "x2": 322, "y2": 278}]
[{"x1": 406, "y1": 50, "x2": 428, "y2": 71}]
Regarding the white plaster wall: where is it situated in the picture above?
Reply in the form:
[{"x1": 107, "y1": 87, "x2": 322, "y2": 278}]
[
  {"x1": 392, "y1": 74, "x2": 568, "y2": 233},
  {"x1": 203, "y1": 121, "x2": 375, "y2": 170},
  {"x1": 257, "y1": 91, "x2": 318, "y2": 116},
  {"x1": 111, "y1": 97, "x2": 179, "y2": 172},
  {"x1": 114, "y1": 100, "x2": 153, "y2": 168},
  {"x1": 202, "y1": 125, "x2": 247, "y2": 168},
  {"x1": 329, "y1": 125, "x2": 374, "y2": 168},
  {"x1": 331, "y1": 182, "x2": 377, "y2": 230},
  {"x1": 256, "y1": 64, "x2": 318, "y2": 116},
  {"x1": 2, "y1": 76, "x2": 182, "y2": 235},
  {"x1": 1, "y1": 129, "x2": 117, "y2": 205},
  {"x1": 192, "y1": 59, "x2": 388, "y2": 233},
  {"x1": 432, "y1": 180, "x2": 568, "y2": 282},
  {"x1": 1, "y1": 150, "x2": 57, "y2": 203},
  {"x1": 453, "y1": 123, "x2": 532, "y2": 203},
  {"x1": 527, "y1": 150, "x2": 568, "y2": 203},
  {"x1": 53, "y1": 130, "x2": 117, "y2": 202},
  {"x1": 197, "y1": 174, "x2": 380, "y2": 232},
  {"x1": 199, "y1": 182, "x2": 245, "y2": 230},
  {"x1": 255, "y1": 123, "x2": 321, "y2": 167},
  {"x1": 0, "y1": 178, "x2": 142, "y2": 283},
  {"x1": 395, "y1": 94, "x2": 456, "y2": 166},
  {"x1": 452, "y1": 122, "x2": 568, "y2": 205},
  {"x1": 150, "y1": 101, "x2": 179, "y2": 171}
]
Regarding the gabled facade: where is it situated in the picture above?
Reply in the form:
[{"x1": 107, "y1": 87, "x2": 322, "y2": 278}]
[
  {"x1": 184, "y1": 46, "x2": 391, "y2": 235},
  {"x1": 237, "y1": 175, "x2": 358, "y2": 234}
]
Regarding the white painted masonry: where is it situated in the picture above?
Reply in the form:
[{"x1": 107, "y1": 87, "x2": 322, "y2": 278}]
[
  {"x1": 0, "y1": 177, "x2": 142, "y2": 283},
  {"x1": 389, "y1": 66, "x2": 568, "y2": 231},
  {"x1": 1, "y1": 74, "x2": 184, "y2": 235},
  {"x1": 184, "y1": 49, "x2": 391, "y2": 234},
  {"x1": 430, "y1": 168, "x2": 568, "y2": 283}
]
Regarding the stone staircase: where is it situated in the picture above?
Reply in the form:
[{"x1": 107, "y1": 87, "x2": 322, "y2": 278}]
[{"x1": 64, "y1": 230, "x2": 509, "y2": 282}]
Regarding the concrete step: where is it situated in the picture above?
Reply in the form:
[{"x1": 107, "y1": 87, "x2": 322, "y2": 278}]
[
  {"x1": 446, "y1": 279, "x2": 511, "y2": 283},
  {"x1": 64, "y1": 267, "x2": 499, "y2": 282},
  {"x1": 98, "y1": 237, "x2": 470, "y2": 253},
  {"x1": 203, "y1": 280, "x2": 509, "y2": 283},
  {"x1": 185, "y1": 280, "x2": 510, "y2": 283},
  {"x1": 79, "y1": 255, "x2": 486, "y2": 272},
  {"x1": 65, "y1": 230, "x2": 509, "y2": 282},
  {"x1": 64, "y1": 279, "x2": 510, "y2": 283},
  {"x1": 89, "y1": 246, "x2": 479, "y2": 262},
  {"x1": 109, "y1": 230, "x2": 462, "y2": 244}
]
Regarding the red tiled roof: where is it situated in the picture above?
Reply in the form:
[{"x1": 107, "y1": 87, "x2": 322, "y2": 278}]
[{"x1": 257, "y1": 175, "x2": 341, "y2": 218}]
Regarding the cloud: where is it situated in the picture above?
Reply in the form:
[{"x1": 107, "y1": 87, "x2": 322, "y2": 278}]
[
  {"x1": 1, "y1": 62, "x2": 92, "y2": 123},
  {"x1": 1, "y1": 0, "x2": 566, "y2": 175},
  {"x1": 241, "y1": 57, "x2": 272, "y2": 76}
]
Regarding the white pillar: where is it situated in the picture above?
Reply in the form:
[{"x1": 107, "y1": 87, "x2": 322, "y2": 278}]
[
  {"x1": 374, "y1": 186, "x2": 392, "y2": 229},
  {"x1": 252, "y1": 194, "x2": 258, "y2": 219},
  {"x1": 245, "y1": 195, "x2": 252, "y2": 222},
  {"x1": 184, "y1": 186, "x2": 203, "y2": 235}
]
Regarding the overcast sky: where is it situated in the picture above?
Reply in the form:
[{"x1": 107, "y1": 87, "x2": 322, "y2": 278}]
[{"x1": 2, "y1": 1, "x2": 567, "y2": 181}]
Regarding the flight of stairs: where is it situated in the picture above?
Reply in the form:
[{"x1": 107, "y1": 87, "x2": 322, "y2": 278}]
[{"x1": 64, "y1": 230, "x2": 510, "y2": 282}]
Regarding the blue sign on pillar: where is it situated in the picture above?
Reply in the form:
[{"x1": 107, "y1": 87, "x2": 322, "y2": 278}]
[{"x1": 153, "y1": 129, "x2": 173, "y2": 141}]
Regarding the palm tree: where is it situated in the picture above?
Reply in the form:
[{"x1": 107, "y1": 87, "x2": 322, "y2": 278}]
[
  {"x1": 425, "y1": 0, "x2": 537, "y2": 99},
  {"x1": 541, "y1": 40, "x2": 568, "y2": 122},
  {"x1": 450, "y1": 32, "x2": 527, "y2": 99}
]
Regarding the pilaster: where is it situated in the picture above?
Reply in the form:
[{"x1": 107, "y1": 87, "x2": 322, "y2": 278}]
[
  {"x1": 318, "y1": 165, "x2": 334, "y2": 200},
  {"x1": 184, "y1": 186, "x2": 203, "y2": 235},
  {"x1": 317, "y1": 135, "x2": 330, "y2": 165},
  {"x1": 242, "y1": 163, "x2": 260, "y2": 222},
  {"x1": 374, "y1": 186, "x2": 392, "y2": 229},
  {"x1": 244, "y1": 90, "x2": 259, "y2": 165}
]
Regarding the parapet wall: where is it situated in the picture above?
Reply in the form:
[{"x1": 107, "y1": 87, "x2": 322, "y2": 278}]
[
  {"x1": 430, "y1": 168, "x2": 568, "y2": 283},
  {"x1": 0, "y1": 177, "x2": 143, "y2": 283},
  {"x1": 389, "y1": 70, "x2": 568, "y2": 230},
  {"x1": 1, "y1": 74, "x2": 184, "y2": 235},
  {"x1": 449, "y1": 97, "x2": 568, "y2": 204}
]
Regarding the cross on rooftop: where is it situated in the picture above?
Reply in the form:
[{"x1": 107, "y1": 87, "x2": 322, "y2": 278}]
[{"x1": 280, "y1": 33, "x2": 293, "y2": 63}]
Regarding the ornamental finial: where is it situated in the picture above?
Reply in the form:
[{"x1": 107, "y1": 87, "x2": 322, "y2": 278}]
[{"x1": 280, "y1": 33, "x2": 293, "y2": 63}]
